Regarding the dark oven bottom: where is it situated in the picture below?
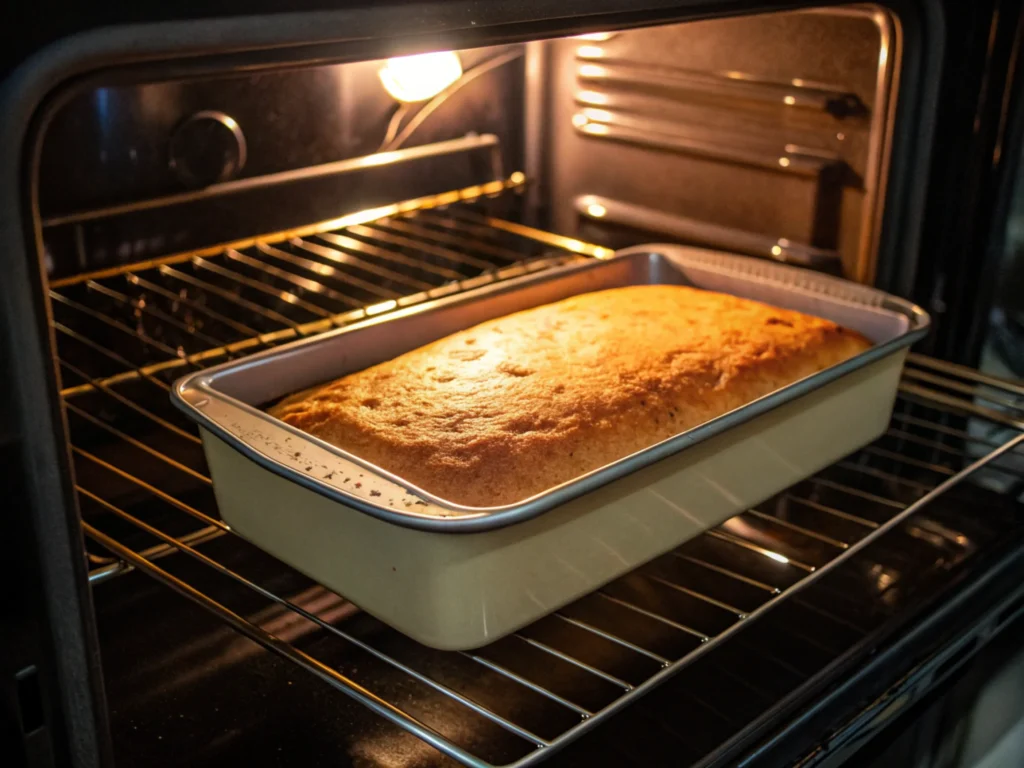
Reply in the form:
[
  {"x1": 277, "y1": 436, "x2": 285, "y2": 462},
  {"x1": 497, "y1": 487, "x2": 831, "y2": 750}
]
[{"x1": 67, "y1": 194, "x2": 1024, "y2": 767}]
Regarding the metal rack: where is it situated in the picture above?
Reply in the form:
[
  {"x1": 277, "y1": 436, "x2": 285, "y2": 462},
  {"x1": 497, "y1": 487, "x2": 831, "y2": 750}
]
[{"x1": 59, "y1": 198, "x2": 1024, "y2": 767}]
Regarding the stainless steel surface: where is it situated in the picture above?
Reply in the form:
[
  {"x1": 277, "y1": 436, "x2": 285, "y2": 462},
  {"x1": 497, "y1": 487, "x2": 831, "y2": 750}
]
[
  {"x1": 173, "y1": 243, "x2": 928, "y2": 532},
  {"x1": 42, "y1": 134, "x2": 503, "y2": 228},
  {"x1": 571, "y1": 56, "x2": 864, "y2": 115},
  {"x1": 574, "y1": 195, "x2": 841, "y2": 270},
  {"x1": 545, "y1": 7, "x2": 898, "y2": 284},
  {"x1": 571, "y1": 97, "x2": 841, "y2": 176}
]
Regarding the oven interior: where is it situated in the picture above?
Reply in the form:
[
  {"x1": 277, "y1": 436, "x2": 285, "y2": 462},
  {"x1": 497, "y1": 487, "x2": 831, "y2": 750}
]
[{"x1": 15, "y1": 4, "x2": 1024, "y2": 767}]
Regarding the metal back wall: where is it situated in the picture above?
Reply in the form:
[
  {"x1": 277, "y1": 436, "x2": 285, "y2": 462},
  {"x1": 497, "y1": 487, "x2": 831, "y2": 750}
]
[
  {"x1": 37, "y1": 47, "x2": 524, "y2": 281},
  {"x1": 543, "y1": 6, "x2": 897, "y2": 283}
]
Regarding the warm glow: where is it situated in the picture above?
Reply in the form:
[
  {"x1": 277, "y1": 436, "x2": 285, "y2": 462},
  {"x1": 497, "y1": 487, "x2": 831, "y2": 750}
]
[
  {"x1": 574, "y1": 32, "x2": 616, "y2": 41},
  {"x1": 578, "y1": 64, "x2": 606, "y2": 78},
  {"x1": 783, "y1": 95, "x2": 797, "y2": 106},
  {"x1": 379, "y1": 51, "x2": 463, "y2": 103},
  {"x1": 366, "y1": 299, "x2": 399, "y2": 315},
  {"x1": 581, "y1": 109, "x2": 610, "y2": 125},
  {"x1": 571, "y1": 113, "x2": 589, "y2": 127},
  {"x1": 582, "y1": 123, "x2": 610, "y2": 136},
  {"x1": 577, "y1": 89, "x2": 610, "y2": 106},
  {"x1": 778, "y1": 157, "x2": 791, "y2": 168},
  {"x1": 582, "y1": 107, "x2": 613, "y2": 123},
  {"x1": 765, "y1": 551, "x2": 790, "y2": 564},
  {"x1": 576, "y1": 45, "x2": 605, "y2": 59},
  {"x1": 586, "y1": 203, "x2": 607, "y2": 218},
  {"x1": 363, "y1": 151, "x2": 401, "y2": 167},
  {"x1": 771, "y1": 245, "x2": 783, "y2": 257}
]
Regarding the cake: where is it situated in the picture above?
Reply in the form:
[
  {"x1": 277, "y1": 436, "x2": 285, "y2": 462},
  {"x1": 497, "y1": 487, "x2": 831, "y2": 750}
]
[{"x1": 269, "y1": 284, "x2": 872, "y2": 507}]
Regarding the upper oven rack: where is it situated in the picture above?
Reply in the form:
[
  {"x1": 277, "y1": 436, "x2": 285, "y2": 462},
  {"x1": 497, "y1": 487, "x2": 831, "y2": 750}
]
[
  {"x1": 53, "y1": 173, "x2": 614, "y2": 399},
  {"x1": 64, "y1": 194, "x2": 1024, "y2": 767}
]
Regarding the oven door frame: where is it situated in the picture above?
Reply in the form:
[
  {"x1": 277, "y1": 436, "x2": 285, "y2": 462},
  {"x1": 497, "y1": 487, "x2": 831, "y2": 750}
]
[{"x1": 5, "y1": 0, "x2": 1011, "y2": 765}]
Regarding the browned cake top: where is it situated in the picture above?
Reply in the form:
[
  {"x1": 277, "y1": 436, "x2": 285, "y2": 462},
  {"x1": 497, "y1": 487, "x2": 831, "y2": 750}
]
[{"x1": 270, "y1": 285, "x2": 872, "y2": 507}]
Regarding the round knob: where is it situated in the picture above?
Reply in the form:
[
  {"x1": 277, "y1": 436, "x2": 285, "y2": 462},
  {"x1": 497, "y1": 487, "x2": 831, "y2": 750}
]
[{"x1": 169, "y1": 110, "x2": 247, "y2": 188}]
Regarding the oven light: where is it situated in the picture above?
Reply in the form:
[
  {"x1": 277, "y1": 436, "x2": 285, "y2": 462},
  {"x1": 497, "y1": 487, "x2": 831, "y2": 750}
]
[
  {"x1": 576, "y1": 45, "x2": 605, "y2": 59},
  {"x1": 586, "y1": 203, "x2": 607, "y2": 218},
  {"x1": 379, "y1": 51, "x2": 463, "y2": 103}
]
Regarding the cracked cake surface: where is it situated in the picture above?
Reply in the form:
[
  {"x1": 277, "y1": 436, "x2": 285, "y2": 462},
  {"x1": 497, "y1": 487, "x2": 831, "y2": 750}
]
[{"x1": 269, "y1": 284, "x2": 871, "y2": 507}]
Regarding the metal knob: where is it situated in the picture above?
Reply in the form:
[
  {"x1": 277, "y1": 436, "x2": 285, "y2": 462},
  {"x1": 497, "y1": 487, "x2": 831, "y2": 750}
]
[{"x1": 169, "y1": 110, "x2": 247, "y2": 188}]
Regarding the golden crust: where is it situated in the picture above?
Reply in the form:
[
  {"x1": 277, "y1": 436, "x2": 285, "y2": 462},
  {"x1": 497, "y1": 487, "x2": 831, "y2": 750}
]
[{"x1": 269, "y1": 285, "x2": 871, "y2": 507}]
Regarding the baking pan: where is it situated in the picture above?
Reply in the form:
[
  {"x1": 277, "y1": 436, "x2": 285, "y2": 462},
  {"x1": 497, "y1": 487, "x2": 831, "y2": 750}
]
[{"x1": 173, "y1": 244, "x2": 929, "y2": 649}]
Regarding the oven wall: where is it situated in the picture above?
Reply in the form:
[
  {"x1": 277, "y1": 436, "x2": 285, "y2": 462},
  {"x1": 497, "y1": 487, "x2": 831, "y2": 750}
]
[
  {"x1": 38, "y1": 46, "x2": 526, "y2": 282},
  {"x1": 538, "y1": 6, "x2": 898, "y2": 284}
]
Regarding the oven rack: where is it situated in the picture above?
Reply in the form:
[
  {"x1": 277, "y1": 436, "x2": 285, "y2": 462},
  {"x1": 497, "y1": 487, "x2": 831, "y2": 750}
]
[
  {"x1": 53, "y1": 176, "x2": 614, "y2": 400},
  {"x1": 59, "y1": 206, "x2": 1024, "y2": 767}
]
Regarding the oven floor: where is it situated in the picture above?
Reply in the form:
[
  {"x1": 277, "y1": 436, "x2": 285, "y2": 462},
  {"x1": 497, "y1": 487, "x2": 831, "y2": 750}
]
[
  {"x1": 92, "y1": 477, "x2": 1024, "y2": 768},
  {"x1": 94, "y1": 539, "x2": 468, "y2": 768}
]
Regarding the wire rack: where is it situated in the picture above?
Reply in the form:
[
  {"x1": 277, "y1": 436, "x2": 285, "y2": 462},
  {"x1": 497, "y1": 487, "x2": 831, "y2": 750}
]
[{"x1": 60, "y1": 198, "x2": 1024, "y2": 767}]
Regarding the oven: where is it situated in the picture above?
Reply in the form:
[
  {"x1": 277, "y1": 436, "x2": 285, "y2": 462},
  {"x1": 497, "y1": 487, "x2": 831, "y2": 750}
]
[{"x1": 3, "y1": 1, "x2": 1024, "y2": 766}]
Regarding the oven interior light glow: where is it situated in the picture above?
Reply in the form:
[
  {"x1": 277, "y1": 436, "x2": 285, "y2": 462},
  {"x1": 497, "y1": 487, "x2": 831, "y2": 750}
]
[
  {"x1": 379, "y1": 51, "x2": 463, "y2": 103},
  {"x1": 582, "y1": 107, "x2": 613, "y2": 123}
]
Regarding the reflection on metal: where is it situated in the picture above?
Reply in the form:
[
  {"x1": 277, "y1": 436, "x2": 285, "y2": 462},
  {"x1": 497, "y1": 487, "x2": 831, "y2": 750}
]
[
  {"x1": 54, "y1": 185, "x2": 599, "y2": 399},
  {"x1": 50, "y1": 173, "x2": 527, "y2": 289},
  {"x1": 454, "y1": 208, "x2": 615, "y2": 259},
  {"x1": 575, "y1": 45, "x2": 606, "y2": 59},
  {"x1": 573, "y1": 195, "x2": 841, "y2": 271},
  {"x1": 573, "y1": 32, "x2": 618, "y2": 42},
  {"x1": 571, "y1": 107, "x2": 840, "y2": 176},
  {"x1": 88, "y1": 523, "x2": 226, "y2": 585},
  {"x1": 574, "y1": 58, "x2": 866, "y2": 116},
  {"x1": 42, "y1": 134, "x2": 503, "y2": 228}
]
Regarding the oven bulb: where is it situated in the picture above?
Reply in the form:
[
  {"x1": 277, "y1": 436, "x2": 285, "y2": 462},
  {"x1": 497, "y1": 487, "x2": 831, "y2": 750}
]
[{"x1": 379, "y1": 51, "x2": 463, "y2": 102}]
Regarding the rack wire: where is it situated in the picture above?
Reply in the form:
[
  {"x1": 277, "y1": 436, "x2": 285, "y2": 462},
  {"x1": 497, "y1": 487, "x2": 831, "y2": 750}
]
[{"x1": 60, "y1": 197, "x2": 1024, "y2": 767}]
